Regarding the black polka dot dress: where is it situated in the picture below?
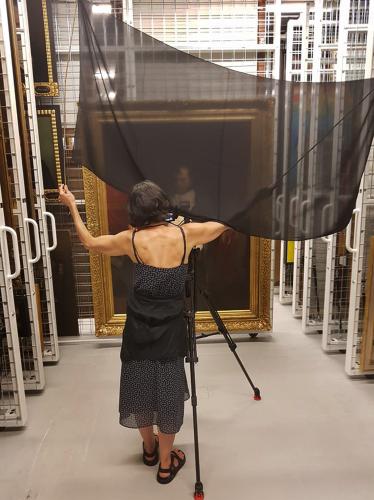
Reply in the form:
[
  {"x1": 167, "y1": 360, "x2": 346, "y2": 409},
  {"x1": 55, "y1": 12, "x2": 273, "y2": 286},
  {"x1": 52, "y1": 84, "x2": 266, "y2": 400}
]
[
  {"x1": 119, "y1": 257, "x2": 190, "y2": 435},
  {"x1": 119, "y1": 356, "x2": 190, "y2": 434}
]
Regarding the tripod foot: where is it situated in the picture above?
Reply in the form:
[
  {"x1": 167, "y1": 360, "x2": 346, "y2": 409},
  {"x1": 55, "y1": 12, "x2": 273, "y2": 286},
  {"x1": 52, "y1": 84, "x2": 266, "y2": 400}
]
[
  {"x1": 194, "y1": 481, "x2": 204, "y2": 499},
  {"x1": 253, "y1": 388, "x2": 261, "y2": 401}
]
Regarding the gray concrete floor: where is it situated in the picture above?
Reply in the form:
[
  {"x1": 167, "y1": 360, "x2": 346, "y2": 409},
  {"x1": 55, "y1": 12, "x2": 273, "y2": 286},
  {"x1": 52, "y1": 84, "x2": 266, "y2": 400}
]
[{"x1": 2, "y1": 301, "x2": 374, "y2": 500}]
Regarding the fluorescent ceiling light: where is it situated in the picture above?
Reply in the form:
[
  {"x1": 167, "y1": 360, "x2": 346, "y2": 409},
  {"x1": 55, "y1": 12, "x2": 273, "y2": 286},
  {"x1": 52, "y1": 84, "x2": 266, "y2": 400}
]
[{"x1": 92, "y1": 4, "x2": 111, "y2": 14}]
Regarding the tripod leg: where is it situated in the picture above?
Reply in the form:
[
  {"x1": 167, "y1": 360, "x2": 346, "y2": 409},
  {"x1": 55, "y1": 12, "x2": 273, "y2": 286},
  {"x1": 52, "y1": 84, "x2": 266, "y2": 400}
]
[
  {"x1": 188, "y1": 348, "x2": 205, "y2": 499},
  {"x1": 185, "y1": 246, "x2": 205, "y2": 498},
  {"x1": 200, "y1": 288, "x2": 262, "y2": 401}
]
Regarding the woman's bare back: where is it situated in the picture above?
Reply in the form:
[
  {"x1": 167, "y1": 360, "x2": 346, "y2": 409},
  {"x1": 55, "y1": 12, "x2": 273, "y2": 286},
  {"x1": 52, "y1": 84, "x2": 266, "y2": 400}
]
[{"x1": 130, "y1": 223, "x2": 187, "y2": 268}]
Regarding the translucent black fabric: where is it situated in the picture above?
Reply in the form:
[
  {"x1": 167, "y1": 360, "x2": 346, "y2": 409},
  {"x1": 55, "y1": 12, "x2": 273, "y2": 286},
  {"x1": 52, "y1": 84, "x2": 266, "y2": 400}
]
[{"x1": 73, "y1": 0, "x2": 374, "y2": 240}]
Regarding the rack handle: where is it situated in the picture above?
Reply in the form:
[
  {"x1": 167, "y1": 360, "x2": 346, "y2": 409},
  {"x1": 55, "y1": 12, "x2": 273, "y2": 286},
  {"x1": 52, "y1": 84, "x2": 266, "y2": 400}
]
[
  {"x1": 0, "y1": 225, "x2": 21, "y2": 279},
  {"x1": 289, "y1": 195, "x2": 299, "y2": 227},
  {"x1": 24, "y1": 218, "x2": 41, "y2": 264},
  {"x1": 345, "y1": 208, "x2": 360, "y2": 253},
  {"x1": 301, "y1": 199, "x2": 310, "y2": 235},
  {"x1": 321, "y1": 236, "x2": 332, "y2": 243},
  {"x1": 321, "y1": 202, "x2": 333, "y2": 234},
  {"x1": 43, "y1": 212, "x2": 57, "y2": 251},
  {"x1": 275, "y1": 194, "x2": 284, "y2": 222}
]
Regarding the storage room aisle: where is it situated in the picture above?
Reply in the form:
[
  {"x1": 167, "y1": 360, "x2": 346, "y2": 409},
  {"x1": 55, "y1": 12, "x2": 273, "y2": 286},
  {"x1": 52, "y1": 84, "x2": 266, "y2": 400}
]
[{"x1": 1, "y1": 301, "x2": 374, "y2": 500}]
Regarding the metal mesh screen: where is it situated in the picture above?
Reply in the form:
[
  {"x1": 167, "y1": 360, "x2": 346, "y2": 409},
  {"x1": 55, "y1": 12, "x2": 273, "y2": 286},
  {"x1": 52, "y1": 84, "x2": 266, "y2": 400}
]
[
  {"x1": 327, "y1": 231, "x2": 353, "y2": 344},
  {"x1": 346, "y1": 144, "x2": 374, "y2": 372},
  {"x1": 304, "y1": 239, "x2": 327, "y2": 330},
  {"x1": 356, "y1": 205, "x2": 374, "y2": 354},
  {"x1": 46, "y1": 0, "x2": 94, "y2": 334},
  {"x1": 0, "y1": 251, "x2": 27, "y2": 426},
  {"x1": 131, "y1": 0, "x2": 276, "y2": 77},
  {"x1": 0, "y1": 10, "x2": 44, "y2": 389},
  {"x1": 311, "y1": 0, "x2": 374, "y2": 352},
  {"x1": 49, "y1": 0, "x2": 278, "y2": 335},
  {"x1": 15, "y1": 0, "x2": 59, "y2": 360},
  {"x1": 279, "y1": 241, "x2": 294, "y2": 304},
  {"x1": 0, "y1": 292, "x2": 13, "y2": 421},
  {"x1": 292, "y1": 241, "x2": 304, "y2": 317}
]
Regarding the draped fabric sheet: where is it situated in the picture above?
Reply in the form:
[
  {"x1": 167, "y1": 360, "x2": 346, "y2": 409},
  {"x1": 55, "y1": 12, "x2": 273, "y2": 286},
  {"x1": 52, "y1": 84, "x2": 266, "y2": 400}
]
[{"x1": 73, "y1": 0, "x2": 374, "y2": 240}]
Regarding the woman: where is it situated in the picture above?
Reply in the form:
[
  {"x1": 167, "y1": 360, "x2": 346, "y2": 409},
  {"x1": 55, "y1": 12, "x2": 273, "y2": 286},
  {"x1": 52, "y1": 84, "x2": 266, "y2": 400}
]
[{"x1": 58, "y1": 180, "x2": 228, "y2": 484}]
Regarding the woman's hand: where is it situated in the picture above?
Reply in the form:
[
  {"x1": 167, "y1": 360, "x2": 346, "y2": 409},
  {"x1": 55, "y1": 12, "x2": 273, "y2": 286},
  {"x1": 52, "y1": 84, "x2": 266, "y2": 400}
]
[{"x1": 58, "y1": 184, "x2": 75, "y2": 208}]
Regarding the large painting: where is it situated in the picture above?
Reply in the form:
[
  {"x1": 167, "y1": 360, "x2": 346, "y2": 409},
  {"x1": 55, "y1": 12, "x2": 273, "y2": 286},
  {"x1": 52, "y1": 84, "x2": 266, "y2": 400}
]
[
  {"x1": 83, "y1": 169, "x2": 272, "y2": 336},
  {"x1": 81, "y1": 98, "x2": 273, "y2": 335}
]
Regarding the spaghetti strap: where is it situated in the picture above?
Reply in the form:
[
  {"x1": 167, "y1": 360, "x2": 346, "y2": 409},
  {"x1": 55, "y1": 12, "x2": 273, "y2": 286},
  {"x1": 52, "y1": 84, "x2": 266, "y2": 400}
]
[
  {"x1": 131, "y1": 230, "x2": 144, "y2": 264},
  {"x1": 178, "y1": 225, "x2": 187, "y2": 265}
]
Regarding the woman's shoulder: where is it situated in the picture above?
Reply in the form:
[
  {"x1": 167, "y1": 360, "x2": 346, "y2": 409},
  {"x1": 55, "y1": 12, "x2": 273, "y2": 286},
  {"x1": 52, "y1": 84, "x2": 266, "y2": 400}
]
[
  {"x1": 182, "y1": 221, "x2": 226, "y2": 235},
  {"x1": 110, "y1": 229, "x2": 134, "y2": 252},
  {"x1": 179, "y1": 222, "x2": 203, "y2": 235},
  {"x1": 182, "y1": 221, "x2": 229, "y2": 246}
]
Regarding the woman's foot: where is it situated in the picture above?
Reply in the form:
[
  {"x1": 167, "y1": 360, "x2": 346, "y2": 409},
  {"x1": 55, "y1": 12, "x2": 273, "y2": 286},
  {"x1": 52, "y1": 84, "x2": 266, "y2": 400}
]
[
  {"x1": 143, "y1": 434, "x2": 159, "y2": 466},
  {"x1": 157, "y1": 449, "x2": 186, "y2": 484}
]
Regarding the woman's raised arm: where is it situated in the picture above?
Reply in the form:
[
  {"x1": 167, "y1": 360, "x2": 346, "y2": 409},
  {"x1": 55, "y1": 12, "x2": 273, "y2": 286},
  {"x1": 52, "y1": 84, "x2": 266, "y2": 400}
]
[
  {"x1": 58, "y1": 184, "x2": 131, "y2": 256},
  {"x1": 183, "y1": 221, "x2": 229, "y2": 247}
]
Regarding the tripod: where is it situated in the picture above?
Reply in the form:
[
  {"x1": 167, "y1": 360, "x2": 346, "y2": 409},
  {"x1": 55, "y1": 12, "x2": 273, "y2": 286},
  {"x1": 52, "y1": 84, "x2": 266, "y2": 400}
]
[{"x1": 185, "y1": 248, "x2": 261, "y2": 499}]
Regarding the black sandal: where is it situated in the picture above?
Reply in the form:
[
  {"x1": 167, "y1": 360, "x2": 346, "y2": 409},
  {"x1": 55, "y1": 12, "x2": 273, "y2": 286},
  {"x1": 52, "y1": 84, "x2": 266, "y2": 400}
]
[
  {"x1": 142, "y1": 434, "x2": 159, "y2": 466},
  {"x1": 157, "y1": 450, "x2": 186, "y2": 484}
]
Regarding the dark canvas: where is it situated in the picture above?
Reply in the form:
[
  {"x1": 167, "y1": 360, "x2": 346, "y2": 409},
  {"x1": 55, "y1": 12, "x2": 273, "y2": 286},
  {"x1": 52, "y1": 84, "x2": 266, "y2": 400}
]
[{"x1": 73, "y1": 0, "x2": 374, "y2": 240}]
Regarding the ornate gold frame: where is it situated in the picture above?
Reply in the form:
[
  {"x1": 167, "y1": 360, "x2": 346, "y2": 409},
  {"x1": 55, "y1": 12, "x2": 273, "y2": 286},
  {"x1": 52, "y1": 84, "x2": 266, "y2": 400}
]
[
  {"x1": 82, "y1": 96, "x2": 274, "y2": 335},
  {"x1": 83, "y1": 168, "x2": 272, "y2": 337},
  {"x1": 32, "y1": 0, "x2": 59, "y2": 96},
  {"x1": 37, "y1": 108, "x2": 63, "y2": 191}
]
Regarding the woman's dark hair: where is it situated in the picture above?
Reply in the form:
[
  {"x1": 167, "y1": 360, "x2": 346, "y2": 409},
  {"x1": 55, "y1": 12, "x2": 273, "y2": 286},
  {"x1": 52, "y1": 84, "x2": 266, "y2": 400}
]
[{"x1": 128, "y1": 180, "x2": 171, "y2": 227}]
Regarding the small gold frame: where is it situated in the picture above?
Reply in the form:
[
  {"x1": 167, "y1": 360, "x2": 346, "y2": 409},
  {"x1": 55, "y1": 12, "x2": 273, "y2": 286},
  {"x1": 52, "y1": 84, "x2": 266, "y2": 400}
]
[
  {"x1": 82, "y1": 168, "x2": 272, "y2": 336},
  {"x1": 37, "y1": 108, "x2": 63, "y2": 192},
  {"x1": 32, "y1": 0, "x2": 59, "y2": 97}
]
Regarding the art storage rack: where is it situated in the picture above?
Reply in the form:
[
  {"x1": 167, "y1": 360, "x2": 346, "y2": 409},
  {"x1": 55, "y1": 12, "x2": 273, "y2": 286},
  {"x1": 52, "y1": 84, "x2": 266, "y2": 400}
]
[
  {"x1": 0, "y1": 181, "x2": 27, "y2": 427},
  {"x1": 0, "y1": 0, "x2": 45, "y2": 396},
  {"x1": 16, "y1": 0, "x2": 59, "y2": 362}
]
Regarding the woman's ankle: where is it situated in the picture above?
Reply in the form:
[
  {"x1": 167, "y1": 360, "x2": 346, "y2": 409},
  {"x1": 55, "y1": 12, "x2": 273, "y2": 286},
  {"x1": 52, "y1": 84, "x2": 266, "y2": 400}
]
[
  {"x1": 160, "y1": 454, "x2": 171, "y2": 468},
  {"x1": 144, "y1": 435, "x2": 157, "y2": 454}
]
